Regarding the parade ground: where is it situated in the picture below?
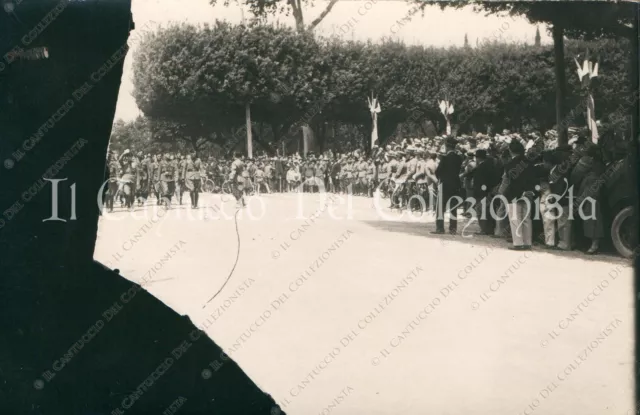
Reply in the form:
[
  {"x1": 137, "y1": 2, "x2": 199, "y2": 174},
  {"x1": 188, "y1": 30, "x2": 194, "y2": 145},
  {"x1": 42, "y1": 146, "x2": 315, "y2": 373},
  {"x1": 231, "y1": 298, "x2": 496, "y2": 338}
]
[{"x1": 93, "y1": 192, "x2": 634, "y2": 415}]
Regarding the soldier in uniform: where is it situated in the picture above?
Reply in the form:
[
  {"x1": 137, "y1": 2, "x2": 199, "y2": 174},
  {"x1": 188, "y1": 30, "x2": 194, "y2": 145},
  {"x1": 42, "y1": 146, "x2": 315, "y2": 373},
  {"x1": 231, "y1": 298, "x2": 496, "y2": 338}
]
[
  {"x1": 275, "y1": 155, "x2": 286, "y2": 193},
  {"x1": 175, "y1": 154, "x2": 186, "y2": 205},
  {"x1": 356, "y1": 156, "x2": 367, "y2": 196},
  {"x1": 149, "y1": 154, "x2": 161, "y2": 202},
  {"x1": 264, "y1": 158, "x2": 274, "y2": 193},
  {"x1": 286, "y1": 162, "x2": 297, "y2": 192},
  {"x1": 159, "y1": 153, "x2": 175, "y2": 208},
  {"x1": 136, "y1": 153, "x2": 151, "y2": 206},
  {"x1": 183, "y1": 153, "x2": 202, "y2": 208},
  {"x1": 343, "y1": 156, "x2": 354, "y2": 194},
  {"x1": 241, "y1": 158, "x2": 252, "y2": 194},
  {"x1": 170, "y1": 154, "x2": 180, "y2": 203},
  {"x1": 376, "y1": 153, "x2": 389, "y2": 197},
  {"x1": 387, "y1": 152, "x2": 400, "y2": 206},
  {"x1": 391, "y1": 151, "x2": 409, "y2": 208},
  {"x1": 230, "y1": 152, "x2": 246, "y2": 207},
  {"x1": 254, "y1": 162, "x2": 267, "y2": 195},
  {"x1": 120, "y1": 151, "x2": 137, "y2": 211},
  {"x1": 105, "y1": 151, "x2": 121, "y2": 212},
  {"x1": 405, "y1": 147, "x2": 419, "y2": 208},
  {"x1": 315, "y1": 156, "x2": 326, "y2": 193},
  {"x1": 413, "y1": 150, "x2": 428, "y2": 209},
  {"x1": 329, "y1": 155, "x2": 341, "y2": 193},
  {"x1": 366, "y1": 158, "x2": 375, "y2": 197},
  {"x1": 303, "y1": 156, "x2": 316, "y2": 193},
  {"x1": 422, "y1": 151, "x2": 438, "y2": 210}
]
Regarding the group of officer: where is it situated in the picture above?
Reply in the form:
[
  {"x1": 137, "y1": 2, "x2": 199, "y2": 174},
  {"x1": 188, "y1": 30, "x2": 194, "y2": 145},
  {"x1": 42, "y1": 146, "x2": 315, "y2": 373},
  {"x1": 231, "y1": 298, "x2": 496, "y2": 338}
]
[{"x1": 105, "y1": 149, "x2": 204, "y2": 211}]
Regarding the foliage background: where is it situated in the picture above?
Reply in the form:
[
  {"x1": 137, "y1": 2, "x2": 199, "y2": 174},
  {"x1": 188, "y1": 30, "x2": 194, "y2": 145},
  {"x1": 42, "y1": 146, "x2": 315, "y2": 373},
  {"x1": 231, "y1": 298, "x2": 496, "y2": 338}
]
[{"x1": 110, "y1": 23, "x2": 631, "y2": 156}]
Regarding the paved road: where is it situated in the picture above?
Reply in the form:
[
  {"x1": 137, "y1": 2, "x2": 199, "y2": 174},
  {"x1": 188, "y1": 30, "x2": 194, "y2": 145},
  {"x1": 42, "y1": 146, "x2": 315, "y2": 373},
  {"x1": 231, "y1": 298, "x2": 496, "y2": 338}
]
[{"x1": 94, "y1": 192, "x2": 634, "y2": 415}]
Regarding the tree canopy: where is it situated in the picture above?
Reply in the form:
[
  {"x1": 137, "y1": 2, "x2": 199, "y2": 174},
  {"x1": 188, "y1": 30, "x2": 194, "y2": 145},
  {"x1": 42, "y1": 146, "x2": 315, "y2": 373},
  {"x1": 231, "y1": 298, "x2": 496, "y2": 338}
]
[{"x1": 131, "y1": 22, "x2": 631, "y2": 153}]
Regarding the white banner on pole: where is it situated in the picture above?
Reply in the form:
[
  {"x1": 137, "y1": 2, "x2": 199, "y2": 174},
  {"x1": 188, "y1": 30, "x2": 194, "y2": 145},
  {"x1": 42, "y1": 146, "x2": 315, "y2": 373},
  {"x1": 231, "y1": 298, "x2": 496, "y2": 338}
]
[
  {"x1": 368, "y1": 94, "x2": 381, "y2": 149},
  {"x1": 439, "y1": 100, "x2": 454, "y2": 135}
]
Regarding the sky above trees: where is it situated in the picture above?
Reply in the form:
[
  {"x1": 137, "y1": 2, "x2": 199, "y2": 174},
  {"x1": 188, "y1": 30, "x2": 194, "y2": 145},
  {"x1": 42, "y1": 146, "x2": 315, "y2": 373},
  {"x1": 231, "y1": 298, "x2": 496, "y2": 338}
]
[{"x1": 115, "y1": 0, "x2": 551, "y2": 121}]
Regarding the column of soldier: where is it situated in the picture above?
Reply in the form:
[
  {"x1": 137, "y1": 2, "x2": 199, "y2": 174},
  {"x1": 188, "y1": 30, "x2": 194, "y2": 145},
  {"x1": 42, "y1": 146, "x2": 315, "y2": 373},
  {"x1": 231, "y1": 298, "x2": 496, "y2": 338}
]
[{"x1": 105, "y1": 126, "x2": 615, "y2": 255}]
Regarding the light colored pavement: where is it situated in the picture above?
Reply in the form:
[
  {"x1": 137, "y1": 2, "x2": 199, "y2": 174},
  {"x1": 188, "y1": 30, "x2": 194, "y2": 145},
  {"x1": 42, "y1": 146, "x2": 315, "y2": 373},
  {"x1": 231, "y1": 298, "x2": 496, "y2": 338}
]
[{"x1": 94, "y1": 192, "x2": 634, "y2": 415}]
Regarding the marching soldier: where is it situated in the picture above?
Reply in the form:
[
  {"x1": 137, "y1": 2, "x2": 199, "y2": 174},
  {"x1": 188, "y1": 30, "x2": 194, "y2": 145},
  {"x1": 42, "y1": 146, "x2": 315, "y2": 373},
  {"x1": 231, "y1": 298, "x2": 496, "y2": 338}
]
[
  {"x1": 159, "y1": 153, "x2": 175, "y2": 208},
  {"x1": 105, "y1": 151, "x2": 121, "y2": 212},
  {"x1": 230, "y1": 152, "x2": 246, "y2": 208},
  {"x1": 136, "y1": 153, "x2": 151, "y2": 206},
  {"x1": 183, "y1": 153, "x2": 202, "y2": 208},
  {"x1": 150, "y1": 154, "x2": 161, "y2": 202},
  {"x1": 176, "y1": 154, "x2": 186, "y2": 205},
  {"x1": 120, "y1": 151, "x2": 137, "y2": 211}
]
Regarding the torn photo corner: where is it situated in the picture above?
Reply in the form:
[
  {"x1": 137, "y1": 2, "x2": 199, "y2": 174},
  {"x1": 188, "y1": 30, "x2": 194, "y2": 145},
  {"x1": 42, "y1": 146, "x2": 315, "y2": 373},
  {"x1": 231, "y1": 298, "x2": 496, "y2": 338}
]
[{"x1": 4, "y1": 1, "x2": 635, "y2": 414}]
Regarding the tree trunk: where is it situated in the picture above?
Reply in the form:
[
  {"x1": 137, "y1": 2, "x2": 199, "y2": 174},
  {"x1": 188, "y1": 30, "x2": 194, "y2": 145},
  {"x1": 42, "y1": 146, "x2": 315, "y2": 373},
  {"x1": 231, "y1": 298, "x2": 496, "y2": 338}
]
[
  {"x1": 253, "y1": 136, "x2": 275, "y2": 156},
  {"x1": 316, "y1": 121, "x2": 327, "y2": 153},
  {"x1": 271, "y1": 122, "x2": 281, "y2": 143},
  {"x1": 308, "y1": 0, "x2": 339, "y2": 30},
  {"x1": 631, "y1": 16, "x2": 638, "y2": 145},
  {"x1": 245, "y1": 103, "x2": 253, "y2": 158},
  {"x1": 190, "y1": 137, "x2": 200, "y2": 154},
  {"x1": 289, "y1": 0, "x2": 305, "y2": 32},
  {"x1": 552, "y1": 23, "x2": 568, "y2": 148}
]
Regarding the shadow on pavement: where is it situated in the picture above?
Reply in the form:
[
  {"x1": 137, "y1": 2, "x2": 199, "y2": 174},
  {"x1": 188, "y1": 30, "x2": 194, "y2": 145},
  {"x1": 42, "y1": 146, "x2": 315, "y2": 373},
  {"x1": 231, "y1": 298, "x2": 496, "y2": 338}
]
[{"x1": 361, "y1": 216, "x2": 630, "y2": 266}]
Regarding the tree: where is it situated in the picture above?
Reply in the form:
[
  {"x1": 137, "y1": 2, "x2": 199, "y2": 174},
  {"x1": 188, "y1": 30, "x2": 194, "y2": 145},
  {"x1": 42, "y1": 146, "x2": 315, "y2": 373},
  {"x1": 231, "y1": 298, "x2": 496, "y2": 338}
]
[
  {"x1": 209, "y1": 0, "x2": 341, "y2": 154},
  {"x1": 209, "y1": 0, "x2": 340, "y2": 33},
  {"x1": 133, "y1": 23, "x2": 329, "y2": 153},
  {"x1": 414, "y1": 1, "x2": 636, "y2": 146},
  {"x1": 132, "y1": 22, "x2": 630, "y2": 151},
  {"x1": 148, "y1": 117, "x2": 213, "y2": 154},
  {"x1": 474, "y1": 2, "x2": 635, "y2": 146},
  {"x1": 464, "y1": 33, "x2": 469, "y2": 48},
  {"x1": 109, "y1": 116, "x2": 153, "y2": 153},
  {"x1": 535, "y1": 26, "x2": 541, "y2": 46}
]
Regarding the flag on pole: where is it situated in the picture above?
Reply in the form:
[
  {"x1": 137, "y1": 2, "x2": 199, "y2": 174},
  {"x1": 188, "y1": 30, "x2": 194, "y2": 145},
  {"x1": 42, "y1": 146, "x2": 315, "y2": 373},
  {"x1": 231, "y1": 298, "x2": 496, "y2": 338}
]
[
  {"x1": 439, "y1": 99, "x2": 454, "y2": 135},
  {"x1": 302, "y1": 125, "x2": 315, "y2": 156},
  {"x1": 575, "y1": 51, "x2": 599, "y2": 144},
  {"x1": 368, "y1": 93, "x2": 381, "y2": 149},
  {"x1": 587, "y1": 94, "x2": 598, "y2": 144},
  {"x1": 246, "y1": 103, "x2": 253, "y2": 158}
]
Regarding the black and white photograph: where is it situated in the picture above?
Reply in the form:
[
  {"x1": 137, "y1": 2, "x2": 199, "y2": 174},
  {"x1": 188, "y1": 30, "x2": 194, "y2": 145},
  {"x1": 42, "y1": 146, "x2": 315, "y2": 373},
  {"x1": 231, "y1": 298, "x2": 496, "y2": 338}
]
[{"x1": 1, "y1": 1, "x2": 638, "y2": 414}]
